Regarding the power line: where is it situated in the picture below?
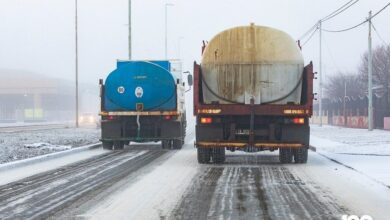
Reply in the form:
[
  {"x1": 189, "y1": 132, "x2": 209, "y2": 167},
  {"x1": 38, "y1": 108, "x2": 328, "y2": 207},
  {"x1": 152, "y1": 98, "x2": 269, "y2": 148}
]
[
  {"x1": 322, "y1": 0, "x2": 360, "y2": 22},
  {"x1": 322, "y1": 2, "x2": 390, "y2": 33},
  {"x1": 372, "y1": 22, "x2": 389, "y2": 46},
  {"x1": 322, "y1": 20, "x2": 366, "y2": 32},
  {"x1": 372, "y1": 2, "x2": 390, "y2": 17},
  {"x1": 323, "y1": 35, "x2": 343, "y2": 73},
  {"x1": 298, "y1": 0, "x2": 361, "y2": 43},
  {"x1": 298, "y1": 23, "x2": 318, "y2": 41},
  {"x1": 301, "y1": 26, "x2": 319, "y2": 47},
  {"x1": 321, "y1": 0, "x2": 354, "y2": 20}
]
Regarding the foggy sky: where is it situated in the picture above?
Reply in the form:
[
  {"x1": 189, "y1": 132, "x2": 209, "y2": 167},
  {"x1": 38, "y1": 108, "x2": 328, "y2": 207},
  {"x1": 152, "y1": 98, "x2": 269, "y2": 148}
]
[{"x1": 0, "y1": 0, "x2": 389, "y2": 95}]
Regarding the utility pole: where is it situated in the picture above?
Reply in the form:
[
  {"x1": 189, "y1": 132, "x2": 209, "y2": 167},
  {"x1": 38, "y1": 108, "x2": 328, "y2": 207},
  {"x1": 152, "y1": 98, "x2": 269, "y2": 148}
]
[
  {"x1": 368, "y1": 11, "x2": 373, "y2": 131},
  {"x1": 165, "y1": 3, "x2": 174, "y2": 59},
  {"x1": 75, "y1": 0, "x2": 79, "y2": 128},
  {"x1": 344, "y1": 81, "x2": 347, "y2": 126},
  {"x1": 319, "y1": 20, "x2": 323, "y2": 127},
  {"x1": 128, "y1": 0, "x2": 132, "y2": 60}
]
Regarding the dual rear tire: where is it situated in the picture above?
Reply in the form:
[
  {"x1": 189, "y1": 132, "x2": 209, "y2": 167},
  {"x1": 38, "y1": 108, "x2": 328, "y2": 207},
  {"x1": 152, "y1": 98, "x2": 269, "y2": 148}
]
[
  {"x1": 162, "y1": 139, "x2": 183, "y2": 150},
  {"x1": 102, "y1": 141, "x2": 125, "y2": 150},
  {"x1": 279, "y1": 147, "x2": 308, "y2": 164},
  {"x1": 102, "y1": 141, "x2": 113, "y2": 150},
  {"x1": 197, "y1": 147, "x2": 225, "y2": 164}
]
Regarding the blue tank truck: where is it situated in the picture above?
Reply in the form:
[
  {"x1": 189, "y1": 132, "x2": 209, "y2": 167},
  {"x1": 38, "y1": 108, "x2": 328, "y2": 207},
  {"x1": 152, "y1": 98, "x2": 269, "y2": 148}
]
[{"x1": 99, "y1": 60, "x2": 189, "y2": 150}]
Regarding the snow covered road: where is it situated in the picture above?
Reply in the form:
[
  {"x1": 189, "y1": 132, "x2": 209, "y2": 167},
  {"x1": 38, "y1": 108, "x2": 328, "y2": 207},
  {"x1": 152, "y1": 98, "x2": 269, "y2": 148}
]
[
  {"x1": 84, "y1": 147, "x2": 389, "y2": 220},
  {"x1": 171, "y1": 154, "x2": 346, "y2": 220},
  {"x1": 0, "y1": 127, "x2": 389, "y2": 219},
  {"x1": 0, "y1": 147, "x2": 172, "y2": 220}
]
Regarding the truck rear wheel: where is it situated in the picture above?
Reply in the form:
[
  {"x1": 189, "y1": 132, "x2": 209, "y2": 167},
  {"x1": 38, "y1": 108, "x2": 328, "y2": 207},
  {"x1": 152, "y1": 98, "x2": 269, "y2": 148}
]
[
  {"x1": 212, "y1": 148, "x2": 225, "y2": 164},
  {"x1": 173, "y1": 139, "x2": 183, "y2": 150},
  {"x1": 113, "y1": 141, "x2": 124, "y2": 150},
  {"x1": 293, "y1": 148, "x2": 308, "y2": 163},
  {"x1": 279, "y1": 148, "x2": 293, "y2": 163},
  {"x1": 162, "y1": 140, "x2": 171, "y2": 149},
  {"x1": 197, "y1": 147, "x2": 211, "y2": 164},
  {"x1": 102, "y1": 141, "x2": 113, "y2": 150}
]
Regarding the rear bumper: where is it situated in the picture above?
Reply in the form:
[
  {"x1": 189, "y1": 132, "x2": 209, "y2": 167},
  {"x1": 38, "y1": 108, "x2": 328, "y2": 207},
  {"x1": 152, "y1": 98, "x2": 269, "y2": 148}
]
[
  {"x1": 195, "y1": 141, "x2": 304, "y2": 149},
  {"x1": 100, "y1": 116, "x2": 184, "y2": 142},
  {"x1": 100, "y1": 137, "x2": 182, "y2": 142},
  {"x1": 100, "y1": 111, "x2": 180, "y2": 116}
]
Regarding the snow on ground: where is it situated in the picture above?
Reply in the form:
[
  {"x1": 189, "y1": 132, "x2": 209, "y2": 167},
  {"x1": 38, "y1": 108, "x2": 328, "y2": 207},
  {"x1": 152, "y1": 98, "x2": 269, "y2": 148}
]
[
  {"x1": 23, "y1": 142, "x2": 72, "y2": 150},
  {"x1": 0, "y1": 127, "x2": 100, "y2": 164},
  {"x1": 290, "y1": 152, "x2": 390, "y2": 220},
  {"x1": 310, "y1": 124, "x2": 390, "y2": 187},
  {"x1": 0, "y1": 148, "x2": 107, "y2": 185},
  {"x1": 311, "y1": 124, "x2": 390, "y2": 155},
  {"x1": 0, "y1": 121, "x2": 72, "y2": 128}
]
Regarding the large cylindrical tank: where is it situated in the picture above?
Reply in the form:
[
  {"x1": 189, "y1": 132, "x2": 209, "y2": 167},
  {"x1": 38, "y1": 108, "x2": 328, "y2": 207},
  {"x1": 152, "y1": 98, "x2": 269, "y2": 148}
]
[
  {"x1": 105, "y1": 61, "x2": 176, "y2": 111},
  {"x1": 201, "y1": 24, "x2": 304, "y2": 105}
]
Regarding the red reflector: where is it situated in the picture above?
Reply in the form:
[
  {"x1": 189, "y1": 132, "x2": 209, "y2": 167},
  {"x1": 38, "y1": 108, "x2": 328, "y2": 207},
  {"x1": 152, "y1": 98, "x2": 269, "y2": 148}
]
[
  {"x1": 200, "y1": 117, "x2": 213, "y2": 124},
  {"x1": 293, "y1": 118, "x2": 305, "y2": 124},
  {"x1": 108, "y1": 116, "x2": 115, "y2": 120},
  {"x1": 164, "y1": 115, "x2": 172, "y2": 120}
]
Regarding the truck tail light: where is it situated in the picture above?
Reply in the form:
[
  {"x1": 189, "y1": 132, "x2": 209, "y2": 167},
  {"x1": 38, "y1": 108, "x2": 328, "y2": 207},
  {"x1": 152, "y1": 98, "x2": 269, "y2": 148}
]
[
  {"x1": 164, "y1": 115, "x2": 172, "y2": 120},
  {"x1": 108, "y1": 115, "x2": 115, "y2": 120},
  {"x1": 200, "y1": 117, "x2": 213, "y2": 124},
  {"x1": 293, "y1": 118, "x2": 305, "y2": 124}
]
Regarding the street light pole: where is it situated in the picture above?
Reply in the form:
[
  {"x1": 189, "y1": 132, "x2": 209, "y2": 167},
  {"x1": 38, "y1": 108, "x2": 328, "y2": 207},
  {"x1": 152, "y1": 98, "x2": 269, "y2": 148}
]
[
  {"x1": 75, "y1": 0, "x2": 79, "y2": 128},
  {"x1": 368, "y1": 11, "x2": 373, "y2": 131},
  {"x1": 128, "y1": 0, "x2": 132, "y2": 60},
  {"x1": 319, "y1": 20, "x2": 323, "y2": 127},
  {"x1": 165, "y1": 3, "x2": 174, "y2": 59}
]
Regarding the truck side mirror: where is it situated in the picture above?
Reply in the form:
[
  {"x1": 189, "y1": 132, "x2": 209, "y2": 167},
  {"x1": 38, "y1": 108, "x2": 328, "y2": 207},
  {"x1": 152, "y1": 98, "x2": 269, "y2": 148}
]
[{"x1": 187, "y1": 74, "x2": 193, "y2": 86}]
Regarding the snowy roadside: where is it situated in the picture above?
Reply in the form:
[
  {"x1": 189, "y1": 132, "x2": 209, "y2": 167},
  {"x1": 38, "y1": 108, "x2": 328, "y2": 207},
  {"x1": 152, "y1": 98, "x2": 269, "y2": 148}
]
[
  {"x1": 0, "y1": 127, "x2": 100, "y2": 164},
  {"x1": 310, "y1": 124, "x2": 390, "y2": 187},
  {"x1": 0, "y1": 121, "x2": 73, "y2": 128}
]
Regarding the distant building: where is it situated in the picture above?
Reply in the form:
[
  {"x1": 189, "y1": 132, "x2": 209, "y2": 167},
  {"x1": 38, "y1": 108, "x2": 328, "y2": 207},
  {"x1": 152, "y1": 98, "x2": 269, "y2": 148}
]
[{"x1": 0, "y1": 69, "x2": 98, "y2": 123}]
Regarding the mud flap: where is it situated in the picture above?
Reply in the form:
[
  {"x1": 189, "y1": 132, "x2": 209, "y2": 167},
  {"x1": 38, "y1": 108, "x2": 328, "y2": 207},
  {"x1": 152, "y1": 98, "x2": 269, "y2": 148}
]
[
  {"x1": 196, "y1": 125, "x2": 223, "y2": 142},
  {"x1": 161, "y1": 121, "x2": 181, "y2": 139},
  {"x1": 101, "y1": 120, "x2": 122, "y2": 139},
  {"x1": 281, "y1": 125, "x2": 310, "y2": 147}
]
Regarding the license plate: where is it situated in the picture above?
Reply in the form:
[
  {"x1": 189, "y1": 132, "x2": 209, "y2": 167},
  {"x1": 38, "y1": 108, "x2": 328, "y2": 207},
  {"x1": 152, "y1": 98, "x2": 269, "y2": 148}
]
[{"x1": 235, "y1": 129, "x2": 250, "y2": 135}]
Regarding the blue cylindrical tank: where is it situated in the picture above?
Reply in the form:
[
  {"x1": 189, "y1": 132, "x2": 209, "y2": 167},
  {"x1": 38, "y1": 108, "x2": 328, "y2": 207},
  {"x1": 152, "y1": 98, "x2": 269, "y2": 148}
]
[{"x1": 104, "y1": 61, "x2": 177, "y2": 111}]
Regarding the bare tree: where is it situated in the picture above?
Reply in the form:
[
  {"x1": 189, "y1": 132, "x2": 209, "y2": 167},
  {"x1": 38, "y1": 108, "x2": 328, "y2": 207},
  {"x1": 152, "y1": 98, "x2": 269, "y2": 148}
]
[
  {"x1": 324, "y1": 72, "x2": 364, "y2": 99},
  {"x1": 358, "y1": 45, "x2": 390, "y2": 99}
]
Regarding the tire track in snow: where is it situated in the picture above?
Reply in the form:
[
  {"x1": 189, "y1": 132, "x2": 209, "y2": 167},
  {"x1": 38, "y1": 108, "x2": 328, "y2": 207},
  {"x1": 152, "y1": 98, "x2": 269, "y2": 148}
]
[
  {"x1": 170, "y1": 154, "x2": 347, "y2": 220},
  {"x1": 169, "y1": 167, "x2": 224, "y2": 220},
  {"x1": 0, "y1": 149, "x2": 167, "y2": 220}
]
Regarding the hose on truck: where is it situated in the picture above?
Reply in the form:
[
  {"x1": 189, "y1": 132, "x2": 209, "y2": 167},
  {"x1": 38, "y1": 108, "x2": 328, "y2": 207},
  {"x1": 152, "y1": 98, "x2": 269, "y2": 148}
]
[{"x1": 200, "y1": 66, "x2": 304, "y2": 105}]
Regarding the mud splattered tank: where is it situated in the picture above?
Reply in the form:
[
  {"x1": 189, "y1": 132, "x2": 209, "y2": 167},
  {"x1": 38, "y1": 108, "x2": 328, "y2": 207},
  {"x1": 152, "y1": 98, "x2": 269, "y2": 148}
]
[{"x1": 201, "y1": 24, "x2": 304, "y2": 105}]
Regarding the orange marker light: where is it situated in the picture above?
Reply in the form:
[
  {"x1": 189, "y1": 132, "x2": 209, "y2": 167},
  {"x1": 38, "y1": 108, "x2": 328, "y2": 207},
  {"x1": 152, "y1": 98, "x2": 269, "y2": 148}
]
[
  {"x1": 293, "y1": 118, "x2": 305, "y2": 124},
  {"x1": 200, "y1": 117, "x2": 213, "y2": 124}
]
